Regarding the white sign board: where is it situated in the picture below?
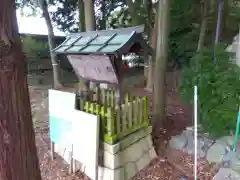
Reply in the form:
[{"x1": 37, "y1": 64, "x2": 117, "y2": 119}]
[
  {"x1": 72, "y1": 110, "x2": 99, "y2": 180},
  {"x1": 48, "y1": 89, "x2": 99, "y2": 180},
  {"x1": 49, "y1": 89, "x2": 76, "y2": 151},
  {"x1": 49, "y1": 89, "x2": 76, "y2": 112}
]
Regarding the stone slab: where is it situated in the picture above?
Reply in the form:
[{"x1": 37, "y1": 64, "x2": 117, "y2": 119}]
[
  {"x1": 125, "y1": 162, "x2": 137, "y2": 179},
  {"x1": 136, "y1": 153, "x2": 150, "y2": 171},
  {"x1": 212, "y1": 168, "x2": 240, "y2": 180},
  {"x1": 119, "y1": 127, "x2": 151, "y2": 151},
  {"x1": 100, "y1": 126, "x2": 152, "y2": 155},
  {"x1": 103, "y1": 136, "x2": 144, "y2": 169},
  {"x1": 169, "y1": 134, "x2": 187, "y2": 149},
  {"x1": 100, "y1": 142, "x2": 120, "y2": 155},
  {"x1": 216, "y1": 136, "x2": 235, "y2": 147},
  {"x1": 206, "y1": 143, "x2": 226, "y2": 164}
]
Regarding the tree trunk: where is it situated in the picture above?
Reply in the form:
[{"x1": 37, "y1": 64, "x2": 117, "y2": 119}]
[
  {"x1": 197, "y1": 0, "x2": 208, "y2": 52},
  {"x1": 145, "y1": 0, "x2": 153, "y2": 39},
  {"x1": 236, "y1": 25, "x2": 240, "y2": 67},
  {"x1": 0, "y1": 1, "x2": 42, "y2": 180},
  {"x1": 40, "y1": 0, "x2": 62, "y2": 88},
  {"x1": 78, "y1": 0, "x2": 86, "y2": 32},
  {"x1": 221, "y1": 0, "x2": 228, "y2": 40},
  {"x1": 146, "y1": 6, "x2": 158, "y2": 90},
  {"x1": 82, "y1": 0, "x2": 96, "y2": 98},
  {"x1": 126, "y1": 0, "x2": 139, "y2": 26},
  {"x1": 153, "y1": 0, "x2": 170, "y2": 123},
  {"x1": 99, "y1": 0, "x2": 106, "y2": 30},
  {"x1": 83, "y1": 0, "x2": 96, "y2": 31},
  {"x1": 214, "y1": 0, "x2": 223, "y2": 45},
  {"x1": 214, "y1": 0, "x2": 223, "y2": 63}
]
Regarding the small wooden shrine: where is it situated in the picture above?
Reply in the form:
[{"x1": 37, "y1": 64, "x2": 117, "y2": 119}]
[
  {"x1": 53, "y1": 25, "x2": 152, "y2": 104},
  {"x1": 51, "y1": 26, "x2": 156, "y2": 180}
]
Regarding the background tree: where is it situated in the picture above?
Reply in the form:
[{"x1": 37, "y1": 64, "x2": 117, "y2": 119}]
[
  {"x1": 21, "y1": 36, "x2": 49, "y2": 72},
  {"x1": 0, "y1": 1, "x2": 42, "y2": 179},
  {"x1": 84, "y1": 0, "x2": 96, "y2": 31},
  {"x1": 78, "y1": 0, "x2": 85, "y2": 31},
  {"x1": 17, "y1": 0, "x2": 62, "y2": 88},
  {"x1": 153, "y1": 0, "x2": 171, "y2": 122},
  {"x1": 197, "y1": 0, "x2": 209, "y2": 52}
]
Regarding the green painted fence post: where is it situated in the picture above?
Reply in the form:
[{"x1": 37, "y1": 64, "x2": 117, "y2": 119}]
[
  {"x1": 142, "y1": 96, "x2": 149, "y2": 126},
  {"x1": 233, "y1": 108, "x2": 240, "y2": 152}
]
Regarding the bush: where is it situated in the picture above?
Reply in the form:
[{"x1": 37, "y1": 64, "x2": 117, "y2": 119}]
[{"x1": 180, "y1": 45, "x2": 240, "y2": 137}]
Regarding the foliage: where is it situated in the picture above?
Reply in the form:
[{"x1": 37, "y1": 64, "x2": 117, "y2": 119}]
[
  {"x1": 50, "y1": 0, "x2": 79, "y2": 32},
  {"x1": 180, "y1": 45, "x2": 240, "y2": 137},
  {"x1": 50, "y1": 0, "x2": 125, "y2": 32},
  {"x1": 21, "y1": 36, "x2": 49, "y2": 65},
  {"x1": 168, "y1": 0, "x2": 200, "y2": 68}
]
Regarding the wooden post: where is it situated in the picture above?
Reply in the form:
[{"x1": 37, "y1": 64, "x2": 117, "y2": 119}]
[
  {"x1": 68, "y1": 145, "x2": 73, "y2": 174},
  {"x1": 113, "y1": 55, "x2": 123, "y2": 105},
  {"x1": 50, "y1": 141, "x2": 55, "y2": 160},
  {"x1": 82, "y1": 79, "x2": 90, "y2": 100}
]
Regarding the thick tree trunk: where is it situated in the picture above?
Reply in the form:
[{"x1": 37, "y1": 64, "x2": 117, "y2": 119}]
[
  {"x1": 83, "y1": 0, "x2": 96, "y2": 31},
  {"x1": 40, "y1": 0, "x2": 62, "y2": 88},
  {"x1": 78, "y1": 0, "x2": 86, "y2": 32},
  {"x1": 197, "y1": 0, "x2": 208, "y2": 52},
  {"x1": 153, "y1": 0, "x2": 170, "y2": 123},
  {"x1": 0, "y1": 1, "x2": 42, "y2": 180}
]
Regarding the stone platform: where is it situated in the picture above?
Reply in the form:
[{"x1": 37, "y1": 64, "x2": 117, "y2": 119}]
[{"x1": 54, "y1": 126, "x2": 157, "y2": 180}]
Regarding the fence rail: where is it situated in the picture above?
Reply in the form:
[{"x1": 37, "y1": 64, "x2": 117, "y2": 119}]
[
  {"x1": 76, "y1": 85, "x2": 137, "y2": 107},
  {"x1": 78, "y1": 95, "x2": 149, "y2": 145}
]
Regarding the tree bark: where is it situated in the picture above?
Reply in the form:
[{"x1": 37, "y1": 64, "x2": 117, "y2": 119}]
[
  {"x1": 83, "y1": 0, "x2": 96, "y2": 31},
  {"x1": 197, "y1": 0, "x2": 208, "y2": 52},
  {"x1": 40, "y1": 0, "x2": 62, "y2": 88},
  {"x1": 153, "y1": 0, "x2": 170, "y2": 123},
  {"x1": 0, "y1": 1, "x2": 42, "y2": 180},
  {"x1": 78, "y1": 0, "x2": 86, "y2": 32}
]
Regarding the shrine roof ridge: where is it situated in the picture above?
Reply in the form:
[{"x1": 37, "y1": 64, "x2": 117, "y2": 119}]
[{"x1": 52, "y1": 25, "x2": 152, "y2": 56}]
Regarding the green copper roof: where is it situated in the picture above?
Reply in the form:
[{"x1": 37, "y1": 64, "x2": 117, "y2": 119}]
[{"x1": 53, "y1": 25, "x2": 152, "y2": 55}]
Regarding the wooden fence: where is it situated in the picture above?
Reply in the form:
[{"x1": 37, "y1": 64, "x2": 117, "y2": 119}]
[
  {"x1": 78, "y1": 96, "x2": 149, "y2": 145},
  {"x1": 76, "y1": 82, "x2": 137, "y2": 107}
]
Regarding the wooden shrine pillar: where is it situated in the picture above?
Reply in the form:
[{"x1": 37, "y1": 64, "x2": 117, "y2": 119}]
[{"x1": 112, "y1": 54, "x2": 123, "y2": 105}]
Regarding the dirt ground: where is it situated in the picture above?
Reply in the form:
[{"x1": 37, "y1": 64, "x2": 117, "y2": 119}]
[{"x1": 30, "y1": 71, "x2": 216, "y2": 180}]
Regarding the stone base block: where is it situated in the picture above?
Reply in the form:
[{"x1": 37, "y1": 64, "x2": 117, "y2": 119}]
[{"x1": 54, "y1": 126, "x2": 157, "y2": 180}]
